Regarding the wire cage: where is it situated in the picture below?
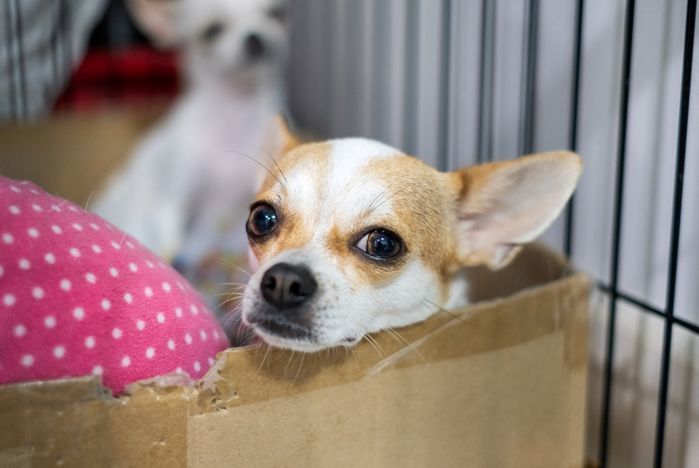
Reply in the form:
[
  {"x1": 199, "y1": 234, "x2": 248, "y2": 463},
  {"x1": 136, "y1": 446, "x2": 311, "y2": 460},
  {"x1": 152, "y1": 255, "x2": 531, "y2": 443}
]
[
  {"x1": 287, "y1": 1, "x2": 699, "y2": 465},
  {"x1": 1, "y1": 0, "x2": 698, "y2": 467}
]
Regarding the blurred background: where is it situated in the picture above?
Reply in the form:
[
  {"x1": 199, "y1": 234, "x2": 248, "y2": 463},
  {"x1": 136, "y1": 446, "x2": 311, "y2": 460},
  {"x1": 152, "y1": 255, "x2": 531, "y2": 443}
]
[{"x1": 0, "y1": 0, "x2": 698, "y2": 466}]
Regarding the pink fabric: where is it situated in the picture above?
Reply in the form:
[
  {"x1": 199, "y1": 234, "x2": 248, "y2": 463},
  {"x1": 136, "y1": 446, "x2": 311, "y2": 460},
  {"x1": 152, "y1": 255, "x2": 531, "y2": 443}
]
[{"x1": 0, "y1": 176, "x2": 229, "y2": 394}]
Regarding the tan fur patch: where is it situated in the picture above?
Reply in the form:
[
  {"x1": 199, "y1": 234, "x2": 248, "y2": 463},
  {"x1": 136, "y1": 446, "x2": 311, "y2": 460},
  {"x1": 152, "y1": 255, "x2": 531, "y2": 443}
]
[
  {"x1": 325, "y1": 225, "x2": 409, "y2": 288},
  {"x1": 251, "y1": 142, "x2": 331, "y2": 259},
  {"x1": 257, "y1": 141, "x2": 330, "y2": 194},
  {"x1": 359, "y1": 156, "x2": 460, "y2": 301}
]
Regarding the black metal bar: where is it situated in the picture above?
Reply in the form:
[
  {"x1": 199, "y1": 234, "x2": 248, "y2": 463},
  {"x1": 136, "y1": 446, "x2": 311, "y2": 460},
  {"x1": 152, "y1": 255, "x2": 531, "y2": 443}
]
[
  {"x1": 674, "y1": 316, "x2": 699, "y2": 335},
  {"x1": 520, "y1": 0, "x2": 539, "y2": 155},
  {"x1": 476, "y1": 0, "x2": 495, "y2": 163},
  {"x1": 12, "y1": 0, "x2": 27, "y2": 120},
  {"x1": 596, "y1": 283, "x2": 699, "y2": 335},
  {"x1": 653, "y1": 0, "x2": 696, "y2": 465},
  {"x1": 564, "y1": 0, "x2": 585, "y2": 257},
  {"x1": 599, "y1": 0, "x2": 636, "y2": 465},
  {"x1": 4, "y1": 0, "x2": 17, "y2": 120},
  {"x1": 597, "y1": 283, "x2": 665, "y2": 317}
]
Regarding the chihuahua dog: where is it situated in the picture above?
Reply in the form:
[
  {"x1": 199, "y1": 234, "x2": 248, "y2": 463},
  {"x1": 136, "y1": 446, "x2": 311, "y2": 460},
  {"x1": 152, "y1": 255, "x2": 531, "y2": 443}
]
[
  {"x1": 94, "y1": 0, "x2": 289, "y2": 267},
  {"x1": 240, "y1": 136, "x2": 582, "y2": 352}
]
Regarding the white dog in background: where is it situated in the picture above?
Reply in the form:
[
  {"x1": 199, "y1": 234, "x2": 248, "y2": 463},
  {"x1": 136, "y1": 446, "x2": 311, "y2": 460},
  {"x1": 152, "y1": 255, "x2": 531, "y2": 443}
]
[{"x1": 94, "y1": 0, "x2": 289, "y2": 269}]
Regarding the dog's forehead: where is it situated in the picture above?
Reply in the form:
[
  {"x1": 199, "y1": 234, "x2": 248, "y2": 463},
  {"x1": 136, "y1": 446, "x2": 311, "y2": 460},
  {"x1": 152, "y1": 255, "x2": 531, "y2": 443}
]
[
  {"x1": 325, "y1": 137, "x2": 403, "y2": 186},
  {"x1": 280, "y1": 138, "x2": 403, "y2": 216}
]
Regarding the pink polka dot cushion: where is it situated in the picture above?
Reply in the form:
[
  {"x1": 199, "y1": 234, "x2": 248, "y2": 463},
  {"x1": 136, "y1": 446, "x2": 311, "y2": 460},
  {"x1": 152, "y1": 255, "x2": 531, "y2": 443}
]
[{"x1": 0, "y1": 176, "x2": 229, "y2": 394}]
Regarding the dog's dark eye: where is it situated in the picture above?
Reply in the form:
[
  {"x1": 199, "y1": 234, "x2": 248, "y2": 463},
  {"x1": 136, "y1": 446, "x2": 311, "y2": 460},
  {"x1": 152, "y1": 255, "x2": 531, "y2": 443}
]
[
  {"x1": 356, "y1": 229, "x2": 403, "y2": 259},
  {"x1": 247, "y1": 203, "x2": 278, "y2": 238},
  {"x1": 201, "y1": 22, "x2": 225, "y2": 42},
  {"x1": 268, "y1": 4, "x2": 287, "y2": 22}
]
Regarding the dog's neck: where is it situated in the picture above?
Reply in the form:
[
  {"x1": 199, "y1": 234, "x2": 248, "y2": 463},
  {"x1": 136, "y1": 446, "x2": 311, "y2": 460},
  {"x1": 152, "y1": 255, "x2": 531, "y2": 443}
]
[
  {"x1": 183, "y1": 74, "x2": 280, "y2": 111},
  {"x1": 171, "y1": 70, "x2": 281, "y2": 151}
]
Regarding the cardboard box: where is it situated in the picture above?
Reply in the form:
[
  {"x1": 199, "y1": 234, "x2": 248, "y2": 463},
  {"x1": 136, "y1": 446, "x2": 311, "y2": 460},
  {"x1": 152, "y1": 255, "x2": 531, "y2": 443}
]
[
  {"x1": 0, "y1": 243, "x2": 589, "y2": 467},
  {"x1": 0, "y1": 112, "x2": 589, "y2": 467},
  {"x1": 0, "y1": 106, "x2": 163, "y2": 206}
]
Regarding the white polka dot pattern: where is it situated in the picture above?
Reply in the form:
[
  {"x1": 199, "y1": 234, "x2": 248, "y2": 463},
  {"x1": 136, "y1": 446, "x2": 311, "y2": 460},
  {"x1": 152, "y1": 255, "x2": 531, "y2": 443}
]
[{"x1": 0, "y1": 176, "x2": 228, "y2": 394}]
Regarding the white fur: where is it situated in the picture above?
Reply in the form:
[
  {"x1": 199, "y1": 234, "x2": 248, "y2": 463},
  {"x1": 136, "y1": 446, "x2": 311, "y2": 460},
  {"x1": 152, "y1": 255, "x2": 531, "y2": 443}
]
[{"x1": 94, "y1": 0, "x2": 288, "y2": 263}]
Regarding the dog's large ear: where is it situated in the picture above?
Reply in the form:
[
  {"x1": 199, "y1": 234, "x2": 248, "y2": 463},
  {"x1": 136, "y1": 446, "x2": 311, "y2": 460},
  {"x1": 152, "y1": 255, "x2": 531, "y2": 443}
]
[
  {"x1": 253, "y1": 115, "x2": 302, "y2": 189},
  {"x1": 126, "y1": 0, "x2": 181, "y2": 47},
  {"x1": 274, "y1": 115, "x2": 302, "y2": 155},
  {"x1": 451, "y1": 152, "x2": 582, "y2": 269}
]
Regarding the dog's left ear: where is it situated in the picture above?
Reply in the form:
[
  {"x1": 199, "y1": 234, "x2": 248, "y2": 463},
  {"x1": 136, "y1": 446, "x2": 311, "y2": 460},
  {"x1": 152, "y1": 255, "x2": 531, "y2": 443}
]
[
  {"x1": 274, "y1": 115, "x2": 302, "y2": 155},
  {"x1": 263, "y1": 115, "x2": 302, "y2": 159},
  {"x1": 451, "y1": 151, "x2": 582, "y2": 269}
]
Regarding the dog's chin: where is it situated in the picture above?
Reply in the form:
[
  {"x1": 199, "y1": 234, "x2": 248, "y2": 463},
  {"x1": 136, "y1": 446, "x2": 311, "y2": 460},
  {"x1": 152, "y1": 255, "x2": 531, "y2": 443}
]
[
  {"x1": 252, "y1": 328, "x2": 325, "y2": 352},
  {"x1": 249, "y1": 324, "x2": 363, "y2": 352}
]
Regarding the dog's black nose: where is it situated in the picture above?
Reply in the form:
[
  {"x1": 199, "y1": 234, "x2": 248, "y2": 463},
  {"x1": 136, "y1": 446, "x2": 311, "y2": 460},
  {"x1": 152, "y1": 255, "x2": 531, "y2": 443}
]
[
  {"x1": 245, "y1": 33, "x2": 265, "y2": 60},
  {"x1": 260, "y1": 263, "x2": 317, "y2": 310}
]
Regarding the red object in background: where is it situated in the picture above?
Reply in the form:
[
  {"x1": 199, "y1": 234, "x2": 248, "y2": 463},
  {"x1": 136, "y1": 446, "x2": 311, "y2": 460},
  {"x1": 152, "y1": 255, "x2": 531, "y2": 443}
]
[{"x1": 55, "y1": 47, "x2": 180, "y2": 112}]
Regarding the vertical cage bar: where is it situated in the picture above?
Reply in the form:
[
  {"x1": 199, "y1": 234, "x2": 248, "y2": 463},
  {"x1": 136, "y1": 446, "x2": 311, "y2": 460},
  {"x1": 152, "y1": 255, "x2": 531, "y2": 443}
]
[
  {"x1": 12, "y1": 0, "x2": 27, "y2": 120},
  {"x1": 599, "y1": 0, "x2": 636, "y2": 466},
  {"x1": 4, "y1": 0, "x2": 17, "y2": 121},
  {"x1": 652, "y1": 0, "x2": 696, "y2": 465},
  {"x1": 437, "y1": 0, "x2": 453, "y2": 171},
  {"x1": 50, "y1": 3, "x2": 60, "y2": 95},
  {"x1": 520, "y1": 0, "x2": 538, "y2": 155},
  {"x1": 477, "y1": 0, "x2": 495, "y2": 163},
  {"x1": 59, "y1": 0, "x2": 72, "y2": 88},
  {"x1": 403, "y1": 0, "x2": 419, "y2": 155},
  {"x1": 564, "y1": 0, "x2": 585, "y2": 258}
]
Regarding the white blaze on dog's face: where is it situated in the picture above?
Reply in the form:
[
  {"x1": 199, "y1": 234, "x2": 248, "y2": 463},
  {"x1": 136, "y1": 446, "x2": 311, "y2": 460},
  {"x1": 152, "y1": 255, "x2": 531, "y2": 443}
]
[
  {"x1": 242, "y1": 138, "x2": 582, "y2": 352},
  {"x1": 128, "y1": 0, "x2": 288, "y2": 85}
]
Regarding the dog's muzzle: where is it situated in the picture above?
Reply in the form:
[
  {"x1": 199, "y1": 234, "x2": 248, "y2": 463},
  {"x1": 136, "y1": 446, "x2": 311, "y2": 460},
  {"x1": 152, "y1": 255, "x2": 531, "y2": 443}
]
[
  {"x1": 248, "y1": 263, "x2": 318, "y2": 340},
  {"x1": 260, "y1": 262, "x2": 317, "y2": 309}
]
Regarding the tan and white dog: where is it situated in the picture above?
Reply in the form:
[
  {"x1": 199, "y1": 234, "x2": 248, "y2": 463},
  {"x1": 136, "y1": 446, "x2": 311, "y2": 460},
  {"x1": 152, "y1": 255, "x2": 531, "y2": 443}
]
[{"x1": 241, "y1": 136, "x2": 582, "y2": 352}]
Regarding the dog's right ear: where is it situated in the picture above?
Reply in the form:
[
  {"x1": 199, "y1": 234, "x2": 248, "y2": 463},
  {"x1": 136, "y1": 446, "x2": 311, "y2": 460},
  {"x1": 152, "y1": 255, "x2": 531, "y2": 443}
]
[
  {"x1": 126, "y1": 0, "x2": 181, "y2": 47},
  {"x1": 450, "y1": 152, "x2": 582, "y2": 269}
]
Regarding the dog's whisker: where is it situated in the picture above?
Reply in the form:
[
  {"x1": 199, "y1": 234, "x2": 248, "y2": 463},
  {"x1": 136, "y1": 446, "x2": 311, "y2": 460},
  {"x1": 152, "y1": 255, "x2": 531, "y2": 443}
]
[
  {"x1": 362, "y1": 334, "x2": 384, "y2": 360},
  {"x1": 284, "y1": 350, "x2": 296, "y2": 374},
  {"x1": 387, "y1": 327, "x2": 427, "y2": 364},
  {"x1": 255, "y1": 343, "x2": 272, "y2": 377},
  {"x1": 220, "y1": 304, "x2": 243, "y2": 328},
  {"x1": 208, "y1": 290, "x2": 245, "y2": 299},
  {"x1": 260, "y1": 147, "x2": 289, "y2": 187},
  {"x1": 365, "y1": 181, "x2": 398, "y2": 217},
  {"x1": 118, "y1": 222, "x2": 134, "y2": 247},
  {"x1": 228, "y1": 149, "x2": 285, "y2": 189},
  {"x1": 290, "y1": 352, "x2": 306, "y2": 387},
  {"x1": 83, "y1": 191, "x2": 95, "y2": 211},
  {"x1": 216, "y1": 298, "x2": 242, "y2": 313},
  {"x1": 211, "y1": 287, "x2": 246, "y2": 297},
  {"x1": 215, "y1": 293, "x2": 245, "y2": 308},
  {"x1": 422, "y1": 298, "x2": 461, "y2": 320},
  {"x1": 217, "y1": 284, "x2": 249, "y2": 293},
  {"x1": 49, "y1": 199, "x2": 68, "y2": 212},
  {"x1": 218, "y1": 257, "x2": 252, "y2": 278}
]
